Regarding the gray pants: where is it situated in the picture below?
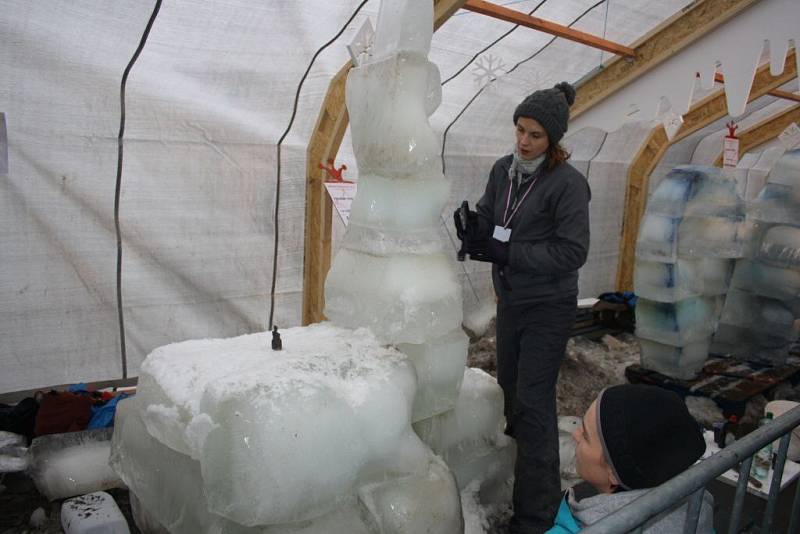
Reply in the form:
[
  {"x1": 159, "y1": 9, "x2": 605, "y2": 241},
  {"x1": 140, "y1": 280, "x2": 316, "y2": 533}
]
[{"x1": 496, "y1": 297, "x2": 576, "y2": 534}]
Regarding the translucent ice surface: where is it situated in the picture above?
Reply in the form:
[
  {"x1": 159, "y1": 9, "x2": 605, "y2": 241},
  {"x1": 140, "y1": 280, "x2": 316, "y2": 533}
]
[
  {"x1": 639, "y1": 338, "x2": 711, "y2": 380},
  {"x1": 635, "y1": 296, "x2": 722, "y2": 346},
  {"x1": 765, "y1": 148, "x2": 800, "y2": 189},
  {"x1": 370, "y1": 0, "x2": 433, "y2": 63},
  {"x1": 325, "y1": 250, "x2": 462, "y2": 344},
  {"x1": 29, "y1": 428, "x2": 124, "y2": 501},
  {"x1": 346, "y1": 53, "x2": 443, "y2": 179},
  {"x1": 635, "y1": 214, "x2": 681, "y2": 262},
  {"x1": 645, "y1": 167, "x2": 706, "y2": 217},
  {"x1": 412, "y1": 368, "x2": 513, "y2": 501},
  {"x1": 343, "y1": 174, "x2": 450, "y2": 256},
  {"x1": 677, "y1": 215, "x2": 745, "y2": 259},
  {"x1": 635, "y1": 260, "x2": 694, "y2": 302},
  {"x1": 398, "y1": 329, "x2": 468, "y2": 422},
  {"x1": 116, "y1": 324, "x2": 454, "y2": 527},
  {"x1": 358, "y1": 455, "x2": 462, "y2": 534},
  {"x1": 635, "y1": 258, "x2": 732, "y2": 302},
  {"x1": 758, "y1": 225, "x2": 800, "y2": 269}
]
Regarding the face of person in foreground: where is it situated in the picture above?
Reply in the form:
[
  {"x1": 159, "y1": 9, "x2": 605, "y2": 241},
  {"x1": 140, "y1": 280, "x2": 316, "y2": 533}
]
[
  {"x1": 572, "y1": 400, "x2": 620, "y2": 494},
  {"x1": 515, "y1": 116, "x2": 550, "y2": 161}
]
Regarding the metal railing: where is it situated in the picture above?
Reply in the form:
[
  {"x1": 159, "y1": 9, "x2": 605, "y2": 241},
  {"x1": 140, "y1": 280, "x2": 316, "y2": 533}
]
[{"x1": 581, "y1": 403, "x2": 800, "y2": 534}]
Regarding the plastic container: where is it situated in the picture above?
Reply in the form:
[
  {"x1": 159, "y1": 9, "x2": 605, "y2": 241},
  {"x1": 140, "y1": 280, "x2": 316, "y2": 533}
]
[{"x1": 60, "y1": 491, "x2": 130, "y2": 534}]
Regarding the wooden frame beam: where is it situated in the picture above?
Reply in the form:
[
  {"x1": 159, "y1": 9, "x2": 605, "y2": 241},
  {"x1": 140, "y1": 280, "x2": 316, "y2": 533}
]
[
  {"x1": 713, "y1": 104, "x2": 800, "y2": 166},
  {"x1": 573, "y1": 0, "x2": 761, "y2": 119},
  {"x1": 302, "y1": 0, "x2": 467, "y2": 325},
  {"x1": 462, "y1": 0, "x2": 635, "y2": 59},
  {"x1": 615, "y1": 127, "x2": 670, "y2": 291},
  {"x1": 615, "y1": 49, "x2": 797, "y2": 291},
  {"x1": 713, "y1": 72, "x2": 800, "y2": 103}
]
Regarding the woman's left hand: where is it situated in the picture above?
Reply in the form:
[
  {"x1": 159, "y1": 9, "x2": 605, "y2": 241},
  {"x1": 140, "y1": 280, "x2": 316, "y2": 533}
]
[{"x1": 489, "y1": 239, "x2": 509, "y2": 266}]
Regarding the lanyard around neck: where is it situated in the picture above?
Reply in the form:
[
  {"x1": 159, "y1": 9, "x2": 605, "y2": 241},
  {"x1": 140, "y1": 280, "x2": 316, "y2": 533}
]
[{"x1": 502, "y1": 171, "x2": 539, "y2": 228}]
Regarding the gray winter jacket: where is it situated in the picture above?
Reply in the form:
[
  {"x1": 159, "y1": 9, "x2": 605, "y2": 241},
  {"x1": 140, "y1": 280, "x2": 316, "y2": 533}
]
[
  {"x1": 476, "y1": 154, "x2": 591, "y2": 304},
  {"x1": 568, "y1": 487, "x2": 715, "y2": 533}
]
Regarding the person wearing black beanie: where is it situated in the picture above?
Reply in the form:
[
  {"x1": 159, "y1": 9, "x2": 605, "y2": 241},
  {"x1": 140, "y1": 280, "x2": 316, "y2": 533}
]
[
  {"x1": 546, "y1": 385, "x2": 713, "y2": 533},
  {"x1": 454, "y1": 82, "x2": 591, "y2": 533}
]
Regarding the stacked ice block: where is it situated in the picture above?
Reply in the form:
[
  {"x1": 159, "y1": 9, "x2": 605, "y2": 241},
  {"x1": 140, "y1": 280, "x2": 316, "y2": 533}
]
[
  {"x1": 635, "y1": 166, "x2": 743, "y2": 379},
  {"x1": 111, "y1": 325, "x2": 463, "y2": 533},
  {"x1": 112, "y1": 2, "x2": 510, "y2": 532},
  {"x1": 325, "y1": 0, "x2": 512, "y2": 521},
  {"x1": 712, "y1": 149, "x2": 800, "y2": 362}
]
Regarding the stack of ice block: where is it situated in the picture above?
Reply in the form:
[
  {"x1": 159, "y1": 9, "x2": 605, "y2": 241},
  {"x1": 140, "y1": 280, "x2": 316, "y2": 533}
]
[
  {"x1": 327, "y1": 0, "x2": 514, "y2": 520},
  {"x1": 635, "y1": 166, "x2": 743, "y2": 379},
  {"x1": 712, "y1": 150, "x2": 800, "y2": 362},
  {"x1": 112, "y1": 2, "x2": 509, "y2": 532},
  {"x1": 111, "y1": 325, "x2": 463, "y2": 533}
]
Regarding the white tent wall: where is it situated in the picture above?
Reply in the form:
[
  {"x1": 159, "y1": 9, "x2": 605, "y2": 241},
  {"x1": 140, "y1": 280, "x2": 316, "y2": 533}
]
[
  {"x1": 2, "y1": 0, "x2": 699, "y2": 393},
  {"x1": 1, "y1": 0, "x2": 369, "y2": 393}
]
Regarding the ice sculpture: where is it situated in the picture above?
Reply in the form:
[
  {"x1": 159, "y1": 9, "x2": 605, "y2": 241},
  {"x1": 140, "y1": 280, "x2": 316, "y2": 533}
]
[
  {"x1": 712, "y1": 149, "x2": 800, "y2": 362},
  {"x1": 324, "y1": 0, "x2": 462, "y2": 350},
  {"x1": 112, "y1": 325, "x2": 462, "y2": 532},
  {"x1": 635, "y1": 166, "x2": 742, "y2": 379},
  {"x1": 111, "y1": 2, "x2": 501, "y2": 533}
]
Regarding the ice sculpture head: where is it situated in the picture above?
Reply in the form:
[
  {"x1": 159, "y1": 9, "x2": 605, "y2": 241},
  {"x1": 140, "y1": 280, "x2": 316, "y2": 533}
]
[
  {"x1": 576, "y1": 385, "x2": 705, "y2": 493},
  {"x1": 513, "y1": 82, "x2": 576, "y2": 144},
  {"x1": 346, "y1": 0, "x2": 442, "y2": 178},
  {"x1": 370, "y1": 0, "x2": 433, "y2": 63}
]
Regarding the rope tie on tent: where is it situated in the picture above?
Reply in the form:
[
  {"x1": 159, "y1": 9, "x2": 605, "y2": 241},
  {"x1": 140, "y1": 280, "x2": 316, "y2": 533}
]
[
  {"x1": 114, "y1": 0, "x2": 163, "y2": 379},
  {"x1": 269, "y1": 0, "x2": 370, "y2": 329}
]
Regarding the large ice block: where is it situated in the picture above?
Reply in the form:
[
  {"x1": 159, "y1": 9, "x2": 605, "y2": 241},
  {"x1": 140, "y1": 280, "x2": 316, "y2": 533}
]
[
  {"x1": 29, "y1": 428, "x2": 124, "y2": 501},
  {"x1": 370, "y1": 0, "x2": 434, "y2": 63},
  {"x1": 639, "y1": 338, "x2": 711, "y2": 380},
  {"x1": 757, "y1": 225, "x2": 800, "y2": 270},
  {"x1": 635, "y1": 296, "x2": 722, "y2": 346},
  {"x1": 634, "y1": 258, "x2": 732, "y2": 302},
  {"x1": 645, "y1": 167, "x2": 706, "y2": 217},
  {"x1": 118, "y1": 324, "x2": 451, "y2": 526},
  {"x1": 398, "y1": 328, "x2": 468, "y2": 422},
  {"x1": 635, "y1": 213, "x2": 681, "y2": 262},
  {"x1": 677, "y1": 215, "x2": 746, "y2": 258},
  {"x1": 635, "y1": 260, "x2": 694, "y2": 302},
  {"x1": 719, "y1": 289, "x2": 797, "y2": 340},
  {"x1": 358, "y1": 456, "x2": 462, "y2": 534},
  {"x1": 324, "y1": 250, "x2": 462, "y2": 344},
  {"x1": 411, "y1": 367, "x2": 514, "y2": 505},
  {"x1": 348, "y1": 174, "x2": 450, "y2": 231},
  {"x1": 412, "y1": 368, "x2": 506, "y2": 458},
  {"x1": 684, "y1": 170, "x2": 740, "y2": 216},
  {"x1": 346, "y1": 53, "x2": 442, "y2": 179}
]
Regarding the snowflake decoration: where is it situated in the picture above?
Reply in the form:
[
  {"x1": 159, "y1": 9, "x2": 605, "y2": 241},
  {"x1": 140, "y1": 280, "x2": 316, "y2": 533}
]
[{"x1": 472, "y1": 54, "x2": 507, "y2": 89}]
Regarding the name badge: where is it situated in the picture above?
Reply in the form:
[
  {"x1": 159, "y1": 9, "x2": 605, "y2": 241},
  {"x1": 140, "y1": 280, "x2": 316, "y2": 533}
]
[{"x1": 493, "y1": 225, "x2": 512, "y2": 243}]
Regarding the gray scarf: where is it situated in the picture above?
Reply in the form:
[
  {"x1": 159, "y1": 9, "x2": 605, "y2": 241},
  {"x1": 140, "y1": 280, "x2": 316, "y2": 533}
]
[{"x1": 508, "y1": 147, "x2": 545, "y2": 184}]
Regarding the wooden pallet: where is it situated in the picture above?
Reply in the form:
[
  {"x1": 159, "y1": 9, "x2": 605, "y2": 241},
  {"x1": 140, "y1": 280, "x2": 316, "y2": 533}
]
[{"x1": 626, "y1": 350, "x2": 800, "y2": 418}]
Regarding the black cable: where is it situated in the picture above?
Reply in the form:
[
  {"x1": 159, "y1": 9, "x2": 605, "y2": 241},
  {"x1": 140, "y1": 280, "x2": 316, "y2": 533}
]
[
  {"x1": 114, "y1": 0, "x2": 163, "y2": 379},
  {"x1": 440, "y1": 0, "x2": 607, "y2": 174},
  {"x1": 269, "y1": 0, "x2": 370, "y2": 329},
  {"x1": 441, "y1": 0, "x2": 548, "y2": 86}
]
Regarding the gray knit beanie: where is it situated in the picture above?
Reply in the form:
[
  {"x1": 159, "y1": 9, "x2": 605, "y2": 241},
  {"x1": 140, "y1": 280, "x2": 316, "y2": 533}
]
[{"x1": 513, "y1": 81, "x2": 576, "y2": 144}]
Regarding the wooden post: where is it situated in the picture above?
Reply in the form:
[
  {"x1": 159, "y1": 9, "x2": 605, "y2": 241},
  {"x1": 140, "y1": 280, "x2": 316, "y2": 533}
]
[{"x1": 616, "y1": 126, "x2": 670, "y2": 291}]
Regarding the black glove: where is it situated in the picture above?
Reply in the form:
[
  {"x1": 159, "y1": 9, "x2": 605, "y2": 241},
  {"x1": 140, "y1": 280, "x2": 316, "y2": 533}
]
[
  {"x1": 454, "y1": 201, "x2": 494, "y2": 262},
  {"x1": 488, "y1": 238, "x2": 509, "y2": 266}
]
